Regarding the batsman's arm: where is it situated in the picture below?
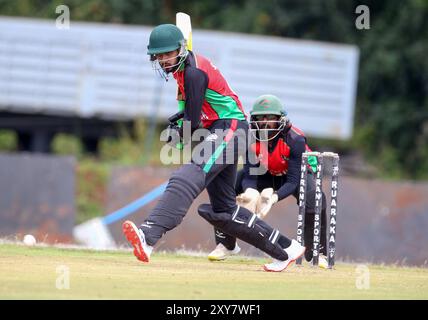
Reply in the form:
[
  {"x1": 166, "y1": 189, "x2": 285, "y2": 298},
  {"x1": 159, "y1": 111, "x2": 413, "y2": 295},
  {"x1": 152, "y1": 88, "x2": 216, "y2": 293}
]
[
  {"x1": 183, "y1": 66, "x2": 208, "y2": 133},
  {"x1": 275, "y1": 136, "x2": 305, "y2": 200}
]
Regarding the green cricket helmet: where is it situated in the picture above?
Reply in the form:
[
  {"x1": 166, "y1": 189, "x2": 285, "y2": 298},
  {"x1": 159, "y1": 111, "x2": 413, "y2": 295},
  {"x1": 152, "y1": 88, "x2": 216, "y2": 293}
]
[
  {"x1": 250, "y1": 94, "x2": 286, "y2": 116},
  {"x1": 249, "y1": 94, "x2": 289, "y2": 141},
  {"x1": 147, "y1": 24, "x2": 184, "y2": 55},
  {"x1": 147, "y1": 24, "x2": 188, "y2": 80}
]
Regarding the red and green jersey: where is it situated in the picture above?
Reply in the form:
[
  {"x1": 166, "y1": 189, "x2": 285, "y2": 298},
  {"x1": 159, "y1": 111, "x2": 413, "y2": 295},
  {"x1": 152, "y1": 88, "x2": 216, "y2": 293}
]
[{"x1": 173, "y1": 51, "x2": 246, "y2": 129}]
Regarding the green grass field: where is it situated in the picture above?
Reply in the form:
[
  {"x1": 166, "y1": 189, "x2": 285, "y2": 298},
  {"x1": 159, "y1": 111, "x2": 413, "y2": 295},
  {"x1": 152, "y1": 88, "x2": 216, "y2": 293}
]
[{"x1": 1, "y1": 243, "x2": 427, "y2": 299}]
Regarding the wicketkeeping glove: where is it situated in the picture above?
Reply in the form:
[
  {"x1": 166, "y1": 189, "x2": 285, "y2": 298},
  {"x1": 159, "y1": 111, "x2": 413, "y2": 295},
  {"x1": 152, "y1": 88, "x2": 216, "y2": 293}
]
[
  {"x1": 236, "y1": 188, "x2": 260, "y2": 214},
  {"x1": 256, "y1": 188, "x2": 278, "y2": 219}
]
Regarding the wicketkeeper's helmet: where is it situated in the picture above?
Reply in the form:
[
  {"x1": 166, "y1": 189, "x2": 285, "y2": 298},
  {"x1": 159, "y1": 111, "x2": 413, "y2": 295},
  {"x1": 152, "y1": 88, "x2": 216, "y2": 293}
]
[{"x1": 249, "y1": 94, "x2": 290, "y2": 141}]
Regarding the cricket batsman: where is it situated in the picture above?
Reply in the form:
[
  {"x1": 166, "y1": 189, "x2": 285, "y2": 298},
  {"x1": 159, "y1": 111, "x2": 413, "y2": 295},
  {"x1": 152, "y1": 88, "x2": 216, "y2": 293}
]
[
  {"x1": 208, "y1": 94, "x2": 329, "y2": 268},
  {"x1": 122, "y1": 24, "x2": 305, "y2": 272}
]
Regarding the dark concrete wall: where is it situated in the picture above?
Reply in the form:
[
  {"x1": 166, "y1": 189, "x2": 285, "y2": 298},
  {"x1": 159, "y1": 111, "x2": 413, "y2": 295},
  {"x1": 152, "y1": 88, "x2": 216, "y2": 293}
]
[{"x1": 0, "y1": 153, "x2": 76, "y2": 243}]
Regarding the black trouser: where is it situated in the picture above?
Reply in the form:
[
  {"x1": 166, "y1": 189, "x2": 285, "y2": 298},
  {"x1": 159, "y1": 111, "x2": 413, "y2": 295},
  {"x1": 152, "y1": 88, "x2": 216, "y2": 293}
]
[
  {"x1": 215, "y1": 169, "x2": 327, "y2": 261},
  {"x1": 141, "y1": 119, "x2": 247, "y2": 245},
  {"x1": 140, "y1": 119, "x2": 294, "y2": 260}
]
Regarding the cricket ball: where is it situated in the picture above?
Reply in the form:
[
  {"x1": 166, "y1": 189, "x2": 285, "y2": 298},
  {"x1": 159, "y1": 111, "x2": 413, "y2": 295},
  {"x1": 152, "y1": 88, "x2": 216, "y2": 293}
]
[{"x1": 23, "y1": 234, "x2": 36, "y2": 246}]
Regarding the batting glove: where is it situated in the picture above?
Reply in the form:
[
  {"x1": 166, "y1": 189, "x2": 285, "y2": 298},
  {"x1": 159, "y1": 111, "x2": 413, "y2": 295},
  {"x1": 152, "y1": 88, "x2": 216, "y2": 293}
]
[{"x1": 166, "y1": 123, "x2": 183, "y2": 149}]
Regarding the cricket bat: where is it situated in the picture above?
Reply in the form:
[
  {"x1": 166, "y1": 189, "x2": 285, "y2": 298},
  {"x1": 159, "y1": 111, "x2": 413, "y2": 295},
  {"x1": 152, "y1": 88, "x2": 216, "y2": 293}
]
[
  {"x1": 174, "y1": 12, "x2": 192, "y2": 149},
  {"x1": 176, "y1": 12, "x2": 192, "y2": 51}
]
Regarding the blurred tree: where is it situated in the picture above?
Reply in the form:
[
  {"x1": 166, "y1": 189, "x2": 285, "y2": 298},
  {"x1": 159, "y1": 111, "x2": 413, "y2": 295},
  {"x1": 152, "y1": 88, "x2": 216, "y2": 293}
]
[
  {"x1": 0, "y1": 130, "x2": 18, "y2": 151},
  {"x1": 51, "y1": 133, "x2": 83, "y2": 158}
]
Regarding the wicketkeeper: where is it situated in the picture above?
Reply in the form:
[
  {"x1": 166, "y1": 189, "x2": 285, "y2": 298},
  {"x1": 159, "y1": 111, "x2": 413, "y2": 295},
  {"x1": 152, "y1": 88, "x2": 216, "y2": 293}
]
[
  {"x1": 208, "y1": 94, "x2": 328, "y2": 268},
  {"x1": 122, "y1": 24, "x2": 305, "y2": 272}
]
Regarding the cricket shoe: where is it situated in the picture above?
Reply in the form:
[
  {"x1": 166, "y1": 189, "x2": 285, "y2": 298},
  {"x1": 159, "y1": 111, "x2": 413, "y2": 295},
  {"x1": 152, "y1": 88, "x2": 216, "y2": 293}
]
[
  {"x1": 208, "y1": 243, "x2": 241, "y2": 261},
  {"x1": 263, "y1": 239, "x2": 306, "y2": 272},
  {"x1": 122, "y1": 220, "x2": 153, "y2": 263}
]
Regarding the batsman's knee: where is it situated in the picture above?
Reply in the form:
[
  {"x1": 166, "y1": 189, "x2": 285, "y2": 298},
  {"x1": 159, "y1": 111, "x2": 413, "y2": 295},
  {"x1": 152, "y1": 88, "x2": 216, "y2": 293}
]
[
  {"x1": 198, "y1": 203, "x2": 288, "y2": 260},
  {"x1": 198, "y1": 203, "x2": 231, "y2": 228}
]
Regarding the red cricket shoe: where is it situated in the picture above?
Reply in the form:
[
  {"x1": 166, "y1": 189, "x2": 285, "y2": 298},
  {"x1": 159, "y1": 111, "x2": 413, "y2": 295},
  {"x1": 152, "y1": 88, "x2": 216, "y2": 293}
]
[{"x1": 122, "y1": 220, "x2": 152, "y2": 263}]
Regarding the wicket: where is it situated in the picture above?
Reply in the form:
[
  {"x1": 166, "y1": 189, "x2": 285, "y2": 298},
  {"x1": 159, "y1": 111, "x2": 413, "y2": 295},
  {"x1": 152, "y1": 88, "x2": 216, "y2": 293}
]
[{"x1": 296, "y1": 151, "x2": 339, "y2": 269}]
